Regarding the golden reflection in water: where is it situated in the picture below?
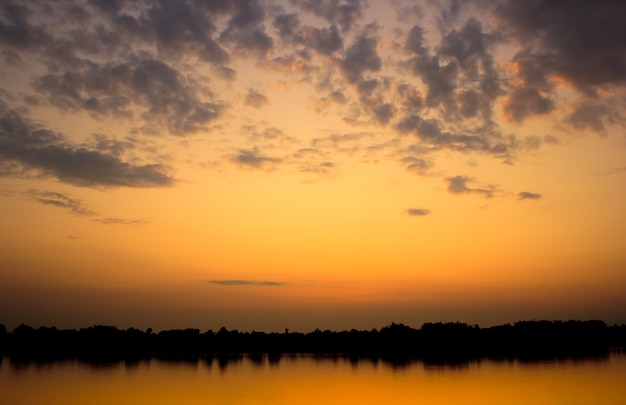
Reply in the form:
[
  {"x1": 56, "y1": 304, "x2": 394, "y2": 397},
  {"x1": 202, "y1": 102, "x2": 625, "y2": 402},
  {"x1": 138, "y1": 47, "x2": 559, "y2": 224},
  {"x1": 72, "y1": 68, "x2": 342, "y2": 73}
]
[{"x1": 2, "y1": 353, "x2": 626, "y2": 404}]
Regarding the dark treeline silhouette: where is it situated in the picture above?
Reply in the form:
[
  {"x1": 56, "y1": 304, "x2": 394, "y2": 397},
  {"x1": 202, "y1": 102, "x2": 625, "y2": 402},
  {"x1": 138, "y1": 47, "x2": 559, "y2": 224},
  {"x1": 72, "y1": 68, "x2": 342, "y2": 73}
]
[{"x1": 1, "y1": 320, "x2": 625, "y2": 364}]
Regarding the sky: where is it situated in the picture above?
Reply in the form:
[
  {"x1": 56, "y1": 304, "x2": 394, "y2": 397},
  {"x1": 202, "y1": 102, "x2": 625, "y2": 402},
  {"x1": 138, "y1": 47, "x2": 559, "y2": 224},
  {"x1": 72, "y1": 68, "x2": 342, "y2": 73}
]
[{"x1": 0, "y1": 0, "x2": 625, "y2": 332}]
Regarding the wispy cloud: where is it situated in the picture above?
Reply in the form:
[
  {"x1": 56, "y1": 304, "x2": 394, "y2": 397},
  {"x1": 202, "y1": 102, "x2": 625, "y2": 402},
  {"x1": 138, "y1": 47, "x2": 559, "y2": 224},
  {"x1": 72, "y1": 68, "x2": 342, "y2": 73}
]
[
  {"x1": 94, "y1": 217, "x2": 149, "y2": 225},
  {"x1": 405, "y1": 208, "x2": 431, "y2": 216},
  {"x1": 244, "y1": 89, "x2": 269, "y2": 108},
  {"x1": 228, "y1": 147, "x2": 282, "y2": 169},
  {"x1": 0, "y1": 108, "x2": 175, "y2": 188},
  {"x1": 26, "y1": 190, "x2": 94, "y2": 215},
  {"x1": 517, "y1": 191, "x2": 542, "y2": 200},
  {"x1": 208, "y1": 280, "x2": 287, "y2": 287},
  {"x1": 597, "y1": 166, "x2": 626, "y2": 176},
  {"x1": 445, "y1": 176, "x2": 495, "y2": 198}
]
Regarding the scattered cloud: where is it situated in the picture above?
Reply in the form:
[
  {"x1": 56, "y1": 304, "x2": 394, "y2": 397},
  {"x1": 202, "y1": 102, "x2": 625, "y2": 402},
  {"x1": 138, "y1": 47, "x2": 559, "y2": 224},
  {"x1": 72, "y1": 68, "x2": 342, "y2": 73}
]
[
  {"x1": 598, "y1": 166, "x2": 626, "y2": 176},
  {"x1": 445, "y1": 175, "x2": 495, "y2": 198},
  {"x1": 26, "y1": 190, "x2": 94, "y2": 215},
  {"x1": 208, "y1": 279, "x2": 287, "y2": 287},
  {"x1": 405, "y1": 208, "x2": 431, "y2": 216},
  {"x1": 94, "y1": 218, "x2": 149, "y2": 225},
  {"x1": 0, "y1": 107, "x2": 175, "y2": 188},
  {"x1": 228, "y1": 147, "x2": 282, "y2": 169},
  {"x1": 517, "y1": 191, "x2": 542, "y2": 200},
  {"x1": 0, "y1": 0, "x2": 624, "y2": 206},
  {"x1": 340, "y1": 28, "x2": 382, "y2": 83},
  {"x1": 294, "y1": 0, "x2": 364, "y2": 33},
  {"x1": 244, "y1": 89, "x2": 269, "y2": 108}
]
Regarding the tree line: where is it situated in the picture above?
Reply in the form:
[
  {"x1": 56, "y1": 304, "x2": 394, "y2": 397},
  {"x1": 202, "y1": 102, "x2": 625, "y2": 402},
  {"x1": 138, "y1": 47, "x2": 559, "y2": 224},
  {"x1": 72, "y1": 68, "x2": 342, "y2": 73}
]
[{"x1": 1, "y1": 320, "x2": 625, "y2": 363}]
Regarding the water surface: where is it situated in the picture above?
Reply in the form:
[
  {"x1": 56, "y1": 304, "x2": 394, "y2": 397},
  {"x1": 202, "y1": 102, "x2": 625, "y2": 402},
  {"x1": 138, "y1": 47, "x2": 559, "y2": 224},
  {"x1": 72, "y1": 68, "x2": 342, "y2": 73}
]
[{"x1": 2, "y1": 352, "x2": 625, "y2": 404}]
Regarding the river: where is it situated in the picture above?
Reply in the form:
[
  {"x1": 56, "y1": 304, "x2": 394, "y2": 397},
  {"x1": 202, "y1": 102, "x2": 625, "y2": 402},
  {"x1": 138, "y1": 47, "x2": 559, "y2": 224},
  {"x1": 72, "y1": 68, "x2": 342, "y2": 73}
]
[{"x1": 2, "y1": 351, "x2": 625, "y2": 404}]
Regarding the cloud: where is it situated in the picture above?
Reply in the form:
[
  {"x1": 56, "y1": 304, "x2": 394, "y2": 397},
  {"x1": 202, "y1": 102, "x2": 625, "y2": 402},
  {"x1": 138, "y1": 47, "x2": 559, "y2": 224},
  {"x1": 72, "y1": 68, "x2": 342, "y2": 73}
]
[
  {"x1": 219, "y1": 0, "x2": 273, "y2": 58},
  {"x1": 0, "y1": 2, "x2": 49, "y2": 50},
  {"x1": 2, "y1": 0, "x2": 624, "y2": 199},
  {"x1": 311, "y1": 132, "x2": 369, "y2": 148},
  {"x1": 597, "y1": 166, "x2": 626, "y2": 176},
  {"x1": 496, "y1": 0, "x2": 626, "y2": 91},
  {"x1": 244, "y1": 89, "x2": 269, "y2": 108},
  {"x1": 517, "y1": 191, "x2": 542, "y2": 200},
  {"x1": 293, "y1": 0, "x2": 364, "y2": 32},
  {"x1": 340, "y1": 29, "x2": 382, "y2": 83},
  {"x1": 405, "y1": 208, "x2": 431, "y2": 216},
  {"x1": 404, "y1": 17, "x2": 503, "y2": 127},
  {"x1": 504, "y1": 86, "x2": 554, "y2": 123},
  {"x1": 228, "y1": 147, "x2": 281, "y2": 169},
  {"x1": 567, "y1": 102, "x2": 614, "y2": 135},
  {"x1": 297, "y1": 24, "x2": 343, "y2": 56},
  {"x1": 273, "y1": 13, "x2": 300, "y2": 39},
  {"x1": 0, "y1": 107, "x2": 175, "y2": 188},
  {"x1": 445, "y1": 175, "x2": 495, "y2": 198},
  {"x1": 544, "y1": 135, "x2": 560, "y2": 145},
  {"x1": 143, "y1": 0, "x2": 230, "y2": 64},
  {"x1": 399, "y1": 156, "x2": 432, "y2": 176},
  {"x1": 26, "y1": 190, "x2": 94, "y2": 215},
  {"x1": 33, "y1": 59, "x2": 225, "y2": 135},
  {"x1": 208, "y1": 280, "x2": 286, "y2": 286},
  {"x1": 299, "y1": 161, "x2": 335, "y2": 175},
  {"x1": 214, "y1": 65, "x2": 237, "y2": 81},
  {"x1": 94, "y1": 217, "x2": 148, "y2": 225},
  {"x1": 394, "y1": 114, "x2": 503, "y2": 156}
]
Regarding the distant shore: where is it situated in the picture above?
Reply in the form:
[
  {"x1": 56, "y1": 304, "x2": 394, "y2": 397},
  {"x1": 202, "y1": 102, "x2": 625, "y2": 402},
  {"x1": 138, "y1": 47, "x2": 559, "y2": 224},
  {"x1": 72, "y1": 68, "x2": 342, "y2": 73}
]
[{"x1": 2, "y1": 320, "x2": 625, "y2": 363}]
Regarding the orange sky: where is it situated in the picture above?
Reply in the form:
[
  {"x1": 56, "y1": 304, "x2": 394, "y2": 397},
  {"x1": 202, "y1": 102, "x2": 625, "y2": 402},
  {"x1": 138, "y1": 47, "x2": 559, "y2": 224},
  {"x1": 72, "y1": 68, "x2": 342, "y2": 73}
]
[{"x1": 0, "y1": 0, "x2": 625, "y2": 332}]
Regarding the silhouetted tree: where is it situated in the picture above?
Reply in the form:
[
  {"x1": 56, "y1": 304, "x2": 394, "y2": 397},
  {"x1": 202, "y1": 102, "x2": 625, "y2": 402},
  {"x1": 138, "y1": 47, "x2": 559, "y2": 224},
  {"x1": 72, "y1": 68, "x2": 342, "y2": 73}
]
[{"x1": 2, "y1": 319, "x2": 620, "y2": 363}]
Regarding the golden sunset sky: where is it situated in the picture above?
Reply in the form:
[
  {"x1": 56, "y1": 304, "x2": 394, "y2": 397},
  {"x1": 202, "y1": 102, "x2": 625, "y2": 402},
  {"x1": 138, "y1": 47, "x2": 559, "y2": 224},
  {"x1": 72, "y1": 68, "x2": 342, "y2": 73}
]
[{"x1": 1, "y1": 0, "x2": 625, "y2": 332}]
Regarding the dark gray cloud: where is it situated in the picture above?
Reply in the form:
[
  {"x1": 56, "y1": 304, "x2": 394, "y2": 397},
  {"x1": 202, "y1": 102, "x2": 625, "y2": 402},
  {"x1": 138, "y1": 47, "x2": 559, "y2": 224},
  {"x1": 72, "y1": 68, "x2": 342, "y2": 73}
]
[
  {"x1": 340, "y1": 29, "x2": 381, "y2": 83},
  {"x1": 300, "y1": 161, "x2": 335, "y2": 175},
  {"x1": 399, "y1": 156, "x2": 432, "y2": 176},
  {"x1": 214, "y1": 65, "x2": 237, "y2": 81},
  {"x1": 405, "y1": 18, "x2": 501, "y2": 122},
  {"x1": 144, "y1": 0, "x2": 230, "y2": 64},
  {"x1": 292, "y1": 0, "x2": 363, "y2": 32},
  {"x1": 208, "y1": 279, "x2": 286, "y2": 286},
  {"x1": 405, "y1": 23, "x2": 458, "y2": 108},
  {"x1": 229, "y1": 147, "x2": 281, "y2": 169},
  {"x1": 517, "y1": 191, "x2": 542, "y2": 200},
  {"x1": 445, "y1": 175, "x2": 495, "y2": 198},
  {"x1": 544, "y1": 135, "x2": 560, "y2": 145},
  {"x1": 438, "y1": 17, "x2": 501, "y2": 103},
  {"x1": 504, "y1": 87, "x2": 554, "y2": 123},
  {"x1": 94, "y1": 217, "x2": 148, "y2": 225},
  {"x1": 33, "y1": 59, "x2": 224, "y2": 135},
  {"x1": 315, "y1": 90, "x2": 349, "y2": 113},
  {"x1": 567, "y1": 102, "x2": 614, "y2": 135},
  {"x1": 405, "y1": 208, "x2": 431, "y2": 216},
  {"x1": 0, "y1": 107, "x2": 174, "y2": 188},
  {"x1": 297, "y1": 24, "x2": 343, "y2": 55},
  {"x1": 394, "y1": 114, "x2": 505, "y2": 156},
  {"x1": 244, "y1": 89, "x2": 269, "y2": 108},
  {"x1": 219, "y1": 0, "x2": 273, "y2": 58},
  {"x1": 26, "y1": 190, "x2": 94, "y2": 215},
  {"x1": 273, "y1": 13, "x2": 300, "y2": 38},
  {"x1": 0, "y1": 2, "x2": 49, "y2": 50},
  {"x1": 311, "y1": 132, "x2": 368, "y2": 149},
  {"x1": 496, "y1": 0, "x2": 626, "y2": 91},
  {"x1": 502, "y1": 51, "x2": 555, "y2": 123}
]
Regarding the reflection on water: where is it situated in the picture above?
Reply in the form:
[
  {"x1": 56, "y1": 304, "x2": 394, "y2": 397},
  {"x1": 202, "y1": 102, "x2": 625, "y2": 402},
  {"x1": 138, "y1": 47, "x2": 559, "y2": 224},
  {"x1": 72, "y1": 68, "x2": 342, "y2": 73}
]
[{"x1": 2, "y1": 351, "x2": 626, "y2": 404}]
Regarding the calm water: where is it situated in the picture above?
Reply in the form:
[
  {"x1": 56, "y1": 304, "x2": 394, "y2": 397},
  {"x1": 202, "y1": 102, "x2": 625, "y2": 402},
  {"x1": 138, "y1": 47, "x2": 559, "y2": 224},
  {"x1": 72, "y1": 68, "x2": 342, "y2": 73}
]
[{"x1": 2, "y1": 352, "x2": 626, "y2": 404}]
